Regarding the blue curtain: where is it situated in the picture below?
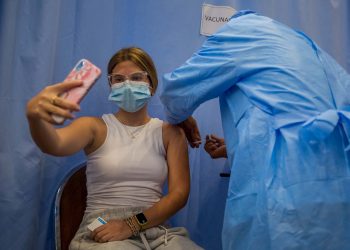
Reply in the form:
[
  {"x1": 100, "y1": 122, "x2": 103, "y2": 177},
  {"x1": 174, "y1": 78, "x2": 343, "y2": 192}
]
[{"x1": 0, "y1": 0, "x2": 348, "y2": 249}]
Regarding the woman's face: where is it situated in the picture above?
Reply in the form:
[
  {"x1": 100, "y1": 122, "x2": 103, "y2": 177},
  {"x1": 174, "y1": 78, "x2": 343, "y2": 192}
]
[
  {"x1": 111, "y1": 60, "x2": 153, "y2": 94},
  {"x1": 113, "y1": 61, "x2": 150, "y2": 81}
]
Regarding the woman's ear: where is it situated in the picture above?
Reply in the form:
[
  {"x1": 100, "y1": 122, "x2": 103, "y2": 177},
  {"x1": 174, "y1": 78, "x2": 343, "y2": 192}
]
[{"x1": 150, "y1": 84, "x2": 155, "y2": 96}]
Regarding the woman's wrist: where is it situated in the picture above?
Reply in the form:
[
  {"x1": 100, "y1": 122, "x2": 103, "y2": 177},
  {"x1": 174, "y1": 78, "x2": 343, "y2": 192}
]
[
  {"x1": 124, "y1": 216, "x2": 141, "y2": 236},
  {"x1": 122, "y1": 219, "x2": 134, "y2": 237}
]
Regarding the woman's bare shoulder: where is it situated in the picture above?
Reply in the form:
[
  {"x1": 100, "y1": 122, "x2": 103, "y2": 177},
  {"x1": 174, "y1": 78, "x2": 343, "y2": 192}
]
[{"x1": 162, "y1": 121, "x2": 186, "y2": 145}]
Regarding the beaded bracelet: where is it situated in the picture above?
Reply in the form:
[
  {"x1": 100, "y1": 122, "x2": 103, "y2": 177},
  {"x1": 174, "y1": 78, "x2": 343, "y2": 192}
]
[
  {"x1": 131, "y1": 215, "x2": 142, "y2": 232},
  {"x1": 124, "y1": 216, "x2": 140, "y2": 236}
]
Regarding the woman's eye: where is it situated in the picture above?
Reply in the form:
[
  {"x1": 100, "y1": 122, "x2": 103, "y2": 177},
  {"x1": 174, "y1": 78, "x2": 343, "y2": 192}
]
[
  {"x1": 130, "y1": 74, "x2": 143, "y2": 81},
  {"x1": 113, "y1": 76, "x2": 125, "y2": 83}
]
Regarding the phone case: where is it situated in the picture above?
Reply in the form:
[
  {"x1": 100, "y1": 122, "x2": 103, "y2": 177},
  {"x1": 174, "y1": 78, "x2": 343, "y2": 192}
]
[
  {"x1": 52, "y1": 59, "x2": 101, "y2": 123},
  {"x1": 62, "y1": 59, "x2": 101, "y2": 103}
]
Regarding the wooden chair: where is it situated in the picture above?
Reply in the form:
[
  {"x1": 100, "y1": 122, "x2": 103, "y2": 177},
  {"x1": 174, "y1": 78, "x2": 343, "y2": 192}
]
[{"x1": 55, "y1": 164, "x2": 87, "y2": 250}]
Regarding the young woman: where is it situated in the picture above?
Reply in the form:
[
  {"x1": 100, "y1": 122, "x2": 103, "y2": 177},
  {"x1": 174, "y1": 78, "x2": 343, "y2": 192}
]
[{"x1": 26, "y1": 47, "x2": 202, "y2": 249}]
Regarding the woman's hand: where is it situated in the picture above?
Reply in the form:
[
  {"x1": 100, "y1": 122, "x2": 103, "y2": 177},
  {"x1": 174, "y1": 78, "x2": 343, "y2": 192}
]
[
  {"x1": 177, "y1": 116, "x2": 201, "y2": 148},
  {"x1": 91, "y1": 219, "x2": 133, "y2": 243},
  {"x1": 204, "y1": 134, "x2": 227, "y2": 159},
  {"x1": 26, "y1": 80, "x2": 82, "y2": 124}
]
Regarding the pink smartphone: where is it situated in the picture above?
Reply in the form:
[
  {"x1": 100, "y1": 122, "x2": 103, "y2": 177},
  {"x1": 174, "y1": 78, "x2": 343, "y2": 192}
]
[{"x1": 52, "y1": 59, "x2": 101, "y2": 123}]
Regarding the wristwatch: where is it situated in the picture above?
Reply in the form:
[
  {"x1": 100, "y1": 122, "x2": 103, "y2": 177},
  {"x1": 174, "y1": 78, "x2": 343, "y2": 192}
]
[{"x1": 134, "y1": 212, "x2": 148, "y2": 230}]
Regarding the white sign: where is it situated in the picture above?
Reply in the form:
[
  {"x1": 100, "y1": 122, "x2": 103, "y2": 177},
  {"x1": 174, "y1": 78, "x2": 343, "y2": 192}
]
[{"x1": 200, "y1": 4, "x2": 236, "y2": 36}]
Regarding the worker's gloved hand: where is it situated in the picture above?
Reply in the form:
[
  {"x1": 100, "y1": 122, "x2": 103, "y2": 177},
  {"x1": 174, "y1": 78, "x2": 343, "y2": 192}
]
[{"x1": 204, "y1": 134, "x2": 227, "y2": 159}]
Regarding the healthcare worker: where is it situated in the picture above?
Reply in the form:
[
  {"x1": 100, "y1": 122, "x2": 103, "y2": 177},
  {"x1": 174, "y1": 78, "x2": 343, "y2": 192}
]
[{"x1": 160, "y1": 10, "x2": 350, "y2": 250}]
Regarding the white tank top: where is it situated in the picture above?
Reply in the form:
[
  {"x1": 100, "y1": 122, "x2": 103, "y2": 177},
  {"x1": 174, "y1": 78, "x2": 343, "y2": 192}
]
[{"x1": 85, "y1": 114, "x2": 167, "y2": 213}]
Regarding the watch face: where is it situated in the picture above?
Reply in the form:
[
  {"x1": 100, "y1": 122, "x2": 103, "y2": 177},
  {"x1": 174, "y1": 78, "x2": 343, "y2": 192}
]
[{"x1": 136, "y1": 213, "x2": 148, "y2": 225}]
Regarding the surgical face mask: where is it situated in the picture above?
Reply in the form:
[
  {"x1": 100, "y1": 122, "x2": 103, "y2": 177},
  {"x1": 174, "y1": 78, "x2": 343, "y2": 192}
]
[{"x1": 108, "y1": 80, "x2": 151, "y2": 112}]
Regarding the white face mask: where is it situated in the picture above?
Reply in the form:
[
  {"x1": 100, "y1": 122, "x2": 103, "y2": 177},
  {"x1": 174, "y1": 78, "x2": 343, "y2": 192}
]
[{"x1": 108, "y1": 80, "x2": 151, "y2": 112}]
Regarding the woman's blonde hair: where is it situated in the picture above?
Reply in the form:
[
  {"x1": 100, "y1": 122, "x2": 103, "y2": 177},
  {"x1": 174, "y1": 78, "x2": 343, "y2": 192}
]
[{"x1": 108, "y1": 47, "x2": 158, "y2": 91}]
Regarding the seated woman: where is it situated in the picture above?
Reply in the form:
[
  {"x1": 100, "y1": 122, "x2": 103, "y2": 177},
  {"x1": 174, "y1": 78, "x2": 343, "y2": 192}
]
[{"x1": 26, "y1": 47, "x2": 202, "y2": 249}]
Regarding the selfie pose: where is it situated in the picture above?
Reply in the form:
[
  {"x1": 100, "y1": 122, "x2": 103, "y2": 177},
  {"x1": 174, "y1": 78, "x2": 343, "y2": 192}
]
[{"x1": 26, "y1": 47, "x2": 202, "y2": 249}]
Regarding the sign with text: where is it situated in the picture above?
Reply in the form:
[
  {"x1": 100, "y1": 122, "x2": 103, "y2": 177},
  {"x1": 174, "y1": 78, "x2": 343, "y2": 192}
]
[{"x1": 200, "y1": 4, "x2": 236, "y2": 36}]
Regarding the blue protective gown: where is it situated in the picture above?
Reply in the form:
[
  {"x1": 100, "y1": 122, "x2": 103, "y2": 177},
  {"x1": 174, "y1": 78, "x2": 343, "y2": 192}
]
[{"x1": 160, "y1": 11, "x2": 350, "y2": 250}]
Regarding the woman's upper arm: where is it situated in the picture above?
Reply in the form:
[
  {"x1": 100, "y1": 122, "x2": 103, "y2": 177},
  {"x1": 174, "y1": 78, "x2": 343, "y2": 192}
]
[
  {"x1": 54, "y1": 117, "x2": 97, "y2": 156},
  {"x1": 163, "y1": 123, "x2": 190, "y2": 199}
]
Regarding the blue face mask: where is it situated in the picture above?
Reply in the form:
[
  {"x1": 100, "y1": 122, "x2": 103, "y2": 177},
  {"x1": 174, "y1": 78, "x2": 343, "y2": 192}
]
[{"x1": 108, "y1": 80, "x2": 151, "y2": 112}]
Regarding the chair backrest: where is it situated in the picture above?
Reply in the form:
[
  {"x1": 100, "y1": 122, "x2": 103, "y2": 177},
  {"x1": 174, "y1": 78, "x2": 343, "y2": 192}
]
[{"x1": 55, "y1": 164, "x2": 87, "y2": 250}]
